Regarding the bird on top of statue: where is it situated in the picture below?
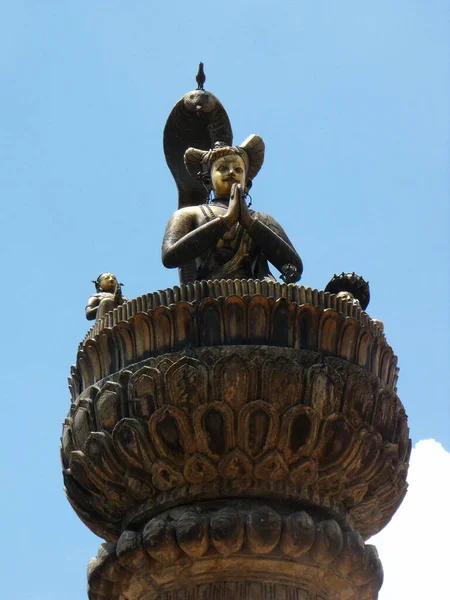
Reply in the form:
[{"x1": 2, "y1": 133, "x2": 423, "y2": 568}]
[{"x1": 196, "y1": 62, "x2": 206, "y2": 90}]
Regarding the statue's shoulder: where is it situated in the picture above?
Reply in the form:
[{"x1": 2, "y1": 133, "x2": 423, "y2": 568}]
[
  {"x1": 88, "y1": 292, "x2": 113, "y2": 302},
  {"x1": 171, "y1": 205, "x2": 202, "y2": 219}
]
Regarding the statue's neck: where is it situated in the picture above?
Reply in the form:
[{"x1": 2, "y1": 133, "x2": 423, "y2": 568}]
[{"x1": 211, "y1": 196, "x2": 230, "y2": 208}]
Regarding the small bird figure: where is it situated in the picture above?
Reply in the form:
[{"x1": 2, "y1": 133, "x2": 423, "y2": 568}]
[{"x1": 196, "y1": 62, "x2": 206, "y2": 90}]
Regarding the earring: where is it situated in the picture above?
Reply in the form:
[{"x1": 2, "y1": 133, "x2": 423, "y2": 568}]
[{"x1": 201, "y1": 172, "x2": 211, "y2": 188}]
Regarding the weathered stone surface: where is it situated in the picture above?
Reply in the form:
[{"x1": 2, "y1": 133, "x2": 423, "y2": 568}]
[
  {"x1": 63, "y1": 344, "x2": 408, "y2": 542},
  {"x1": 86, "y1": 504, "x2": 384, "y2": 600},
  {"x1": 63, "y1": 282, "x2": 408, "y2": 600},
  {"x1": 73, "y1": 281, "x2": 393, "y2": 394}
]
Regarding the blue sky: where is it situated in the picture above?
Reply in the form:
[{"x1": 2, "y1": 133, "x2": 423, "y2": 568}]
[{"x1": 0, "y1": 2, "x2": 448, "y2": 598}]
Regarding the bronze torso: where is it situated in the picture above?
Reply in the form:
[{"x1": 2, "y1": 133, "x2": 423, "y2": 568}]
[{"x1": 193, "y1": 203, "x2": 272, "y2": 281}]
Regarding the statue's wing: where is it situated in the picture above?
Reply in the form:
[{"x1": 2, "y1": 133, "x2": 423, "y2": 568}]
[{"x1": 163, "y1": 89, "x2": 233, "y2": 208}]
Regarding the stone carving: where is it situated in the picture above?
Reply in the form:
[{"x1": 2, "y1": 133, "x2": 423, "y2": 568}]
[
  {"x1": 85, "y1": 273, "x2": 127, "y2": 322},
  {"x1": 81, "y1": 279, "x2": 386, "y2": 345},
  {"x1": 62, "y1": 343, "x2": 409, "y2": 544},
  {"x1": 68, "y1": 287, "x2": 405, "y2": 600},
  {"x1": 72, "y1": 282, "x2": 397, "y2": 396},
  {"x1": 86, "y1": 503, "x2": 383, "y2": 600}
]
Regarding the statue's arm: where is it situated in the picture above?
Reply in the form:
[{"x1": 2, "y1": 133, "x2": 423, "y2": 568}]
[
  {"x1": 161, "y1": 207, "x2": 231, "y2": 268},
  {"x1": 85, "y1": 295, "x2": 100, "y2": 321},
  {"x1": 247, "y1": 215, "x2": 303, "y2": 282}
]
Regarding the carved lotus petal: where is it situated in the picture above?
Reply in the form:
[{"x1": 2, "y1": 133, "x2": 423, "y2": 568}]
[
  {"x1": 69, "y1": 451, "x2": 102, "y2": 495},
  {"x1": 152, "y1": 460, "x2": 185, "y2": 491},
  {"x1": 289, "y1": 458, "x2": 319, "y2": 486},
  {"x1": 217, "y1": 448, "x2": 253, "y2": 479},
  {"x1": 142, "y1": 517, "x2": 180, "y2": 563},
  {"x1": 95, "y1": 383, "x2": 122, "y2": 433},
  {"x1": 87, "y1": 547, "x2": 115, "y2": 595},
  {"x1": 333, "y1": 531, "x2": 365, "y2": 576},
  {"x1": 100, "y1": 555, "x2": 127, "y2": 583},
  {"x1": 254, "y1": 451, "x2": 288, "y2": 481},
  {"x1": 239, "y1": 400, "x2": 279, "y2": 459},
  {"x1": 116, "y1": 530, "x2": 148, "y2": 571},
  {"x1": 166, "y1": 357, "x2": 208, "y2": 410},
  {"x1": 341, "y1": 481, "x2": 369, "y2": 507},
  {"x1": 126, "y1": 475, "x2": 154, "y2": 502},
  {"x1": 183, "y1": 453, "x2": 217, "y2": 484},
  {"x1": 176, "y1": 512, "x2": 209, "y2": 558},
  {"x1": 310, "y1": 520, "x2": 343, "y2": 564},
  {"x1": 262, "y1": 357, "x2": 302, "y2": 412},
  {"x1": 280, "y1": 405, "x2": 319, "y2": 465},
  {"x1": 210, "y1": 508, "x2": 244, "y2": 556},
  {"x1": 85, "y1": 432, "x2": 125, "y2": 483},
  {"x1": 350, "y1": 498, "x2": 380, "y2": 532},
  {"x1": 193, "y1": 402, "x2": 235, "y2": 459},
  {"x1": 213, "y1": 354, "x2": 252, "y2": 412},
  {"x1": 352, "y1": 544, "x2": 383, "y2": 587},
  {"x1": 316, "y1": 467, "x2": 345, "y2": 496},
  {"x1": 128, "y1": 367, "x2": 162, "y2": 420},
  {"x1": 69, "y1": 451, "x2": 126, "y2": 513},
  {"x1": 112, "y1": 418, "x2": 154, "y2": 472},
  {"x1": 315, "y1": 414, "x2": 353, "y2": 470},
  {"x1": 150, "y1": 406, "x2": 194, "y2": 465},
  {"x1": 73, "y1": 405, "x2": 92, "y2": 448},
  {"x1": 150, "y1": 306, "x2": 172, "y2": 355},
  {"x1": 247, "y1": 505, "x2": 281, "y2": 554},
  {"x1": 280, "y1": 511, "x2": 315, "y2": 558},
  {"x1": 61, "y1": 421, "x2": 74, "y2": 465},
  {"x1": 222, "y1": 296, "x2": 247, "y2": 345},
  {"x1": 306, "y1": 362, "x2": 343, "y2": 418}
]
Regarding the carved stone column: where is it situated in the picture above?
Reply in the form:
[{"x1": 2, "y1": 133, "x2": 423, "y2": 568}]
[{"x1": 61, "y1": 280, "x2": 409, "y2": 600}]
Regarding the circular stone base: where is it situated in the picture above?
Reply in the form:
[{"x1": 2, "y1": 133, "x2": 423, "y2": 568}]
[{"x1": 87, "y1": 503, "x2": 383, "y2": 600}]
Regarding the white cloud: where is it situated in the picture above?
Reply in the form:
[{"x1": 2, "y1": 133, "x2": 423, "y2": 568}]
[{"x1": 370, "y1": 439, "x2": 450, "y2": 599}]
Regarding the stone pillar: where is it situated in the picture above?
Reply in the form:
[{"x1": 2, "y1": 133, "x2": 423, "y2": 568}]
[{"x1": 61, "y1": 280, "x2": 410, "y2": 600}]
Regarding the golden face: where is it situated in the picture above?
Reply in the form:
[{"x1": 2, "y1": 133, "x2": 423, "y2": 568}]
[
  {"x1": 336, "y1": 291, "x2": 360, "y2": 306},
  {"x1": 98, "y1": 273, "x2": 117, "y2": 292},
  {"x1": 336, "y1": 291, "x2": 353, "y2": 302},
  {"x1": 210, "y1": 154, "x2": 246, "y2": 197}
]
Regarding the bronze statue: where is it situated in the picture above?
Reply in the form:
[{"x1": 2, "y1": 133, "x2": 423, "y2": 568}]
[
  {"x1": 85, "y1": 273, "x2": 127, "y2": 321},
  {"x1": 324, "y1": 272, "x2": 370, "y2": 309},
  {"x1": 325, "y1": 272, "x2": 384, "y2": 330},
  {"x1": 162, "y1": 136, "x2": 303, "y2": 283}
]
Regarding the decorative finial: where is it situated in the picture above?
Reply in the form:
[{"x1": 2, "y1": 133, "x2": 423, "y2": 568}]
[{"x1": 196, "y1": 62, "x2": 206, "y2": 90}]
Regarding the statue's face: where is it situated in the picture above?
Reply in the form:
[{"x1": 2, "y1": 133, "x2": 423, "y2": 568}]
[
  {"x1": 211, "y1": 154, "x2": 246, "y2": 197},
  {"x1": 98, "y1": 273, "x2": 117, "y2": 292},
  {"x1": 336, "y1": 291, "x2": 360, "y2": 306}
]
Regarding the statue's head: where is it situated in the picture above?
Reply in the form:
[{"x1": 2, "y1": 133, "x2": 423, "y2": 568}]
[
  {"x1": 92, "y1": 273, "x2": 118, "y2": 293},
  {"x1": 210, "y1": 152, "x2": 246, "y2": 197},
  {"x1": 184, "y1": 135, "x2": 265, "y2": 196},
  {"x1": 336, "y1": 291, "x2": 360, "y2": 306}
]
